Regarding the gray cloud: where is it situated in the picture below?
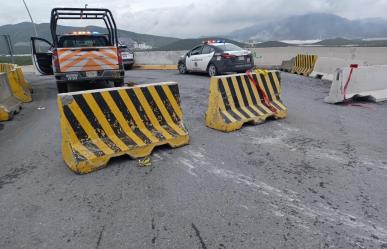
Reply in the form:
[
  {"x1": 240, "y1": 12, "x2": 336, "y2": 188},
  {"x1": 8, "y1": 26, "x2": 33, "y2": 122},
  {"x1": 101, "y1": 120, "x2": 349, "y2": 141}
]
[{"x1": 1, "y1": 0, "x2": 386, "y2": 38}]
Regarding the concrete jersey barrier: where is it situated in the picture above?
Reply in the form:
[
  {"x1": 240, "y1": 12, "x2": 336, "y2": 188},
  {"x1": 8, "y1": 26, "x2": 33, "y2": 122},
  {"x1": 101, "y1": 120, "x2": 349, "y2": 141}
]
[
  {"x1": 6, "y1": 70, "x2": 32, "y2": 103},
  {"x1": 58, "y1": 82, "x2": 190, "y2": 174},
  {"x1": 15, "y1": 67, "x2": 33, "y2": 93},
  {"x1": 280, "y1": 57, "x2": 295, "y2": 72},
  {"x1": 311, "y1": 57, "x2": 367, "y2": 81},
  {"x1": 325, "y1": 65, "x2": 387, "y2": 103},
  {"x1": 0, "y1": 73, "x2": 22, "y2": 121}
]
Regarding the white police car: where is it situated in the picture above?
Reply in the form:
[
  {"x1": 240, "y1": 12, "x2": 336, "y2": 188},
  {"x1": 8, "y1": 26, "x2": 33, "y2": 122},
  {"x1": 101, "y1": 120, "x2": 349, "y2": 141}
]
[
  {"x1": 119, "y1": 45, "x2": 135, "y2": 70},
  {"x1": 178, "y1": 40, "x2": 254, "y2": 77}
]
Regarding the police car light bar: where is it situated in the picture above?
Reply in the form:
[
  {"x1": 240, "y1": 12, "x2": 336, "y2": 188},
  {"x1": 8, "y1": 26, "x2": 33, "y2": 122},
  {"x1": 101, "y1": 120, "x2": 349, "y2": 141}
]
[{"x1": 203, "y1": 40, "x2": 226, "y2": 44}]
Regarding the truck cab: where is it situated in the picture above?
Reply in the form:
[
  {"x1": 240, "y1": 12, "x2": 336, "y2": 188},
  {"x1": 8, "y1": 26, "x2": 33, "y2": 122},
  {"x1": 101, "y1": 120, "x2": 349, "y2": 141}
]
[{"x1": 31, "y1": 8, "x2": 124, "y2": 93}]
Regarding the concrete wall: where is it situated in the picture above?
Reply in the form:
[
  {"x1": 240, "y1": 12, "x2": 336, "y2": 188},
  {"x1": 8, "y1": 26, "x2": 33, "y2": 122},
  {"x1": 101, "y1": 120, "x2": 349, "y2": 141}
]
[
  {"x1": 134, "y1": 47, "x2": 387, "y2": 78},
  {"x1": 134, "y1": 51, "x2": 186, "y2": 65},
  {"x1": 250, "y1": 47, "x2": 387, "y2": 66},
  {"x1": 135, "y1": 47, "x2": 387, "y2": 66}
]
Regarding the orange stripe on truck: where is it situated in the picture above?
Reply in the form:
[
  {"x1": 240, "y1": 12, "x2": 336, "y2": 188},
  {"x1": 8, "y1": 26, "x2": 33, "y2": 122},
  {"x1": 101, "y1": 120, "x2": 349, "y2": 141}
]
[
  {"x1": 58, "y1": 47, "x2": 119, "y2": 72},
  {"x1": 60, "y1": 52, "x2": 118, "y2": 72},
  {"x1": 81, "y1": 59, "x2": 103, "y2": 71}
]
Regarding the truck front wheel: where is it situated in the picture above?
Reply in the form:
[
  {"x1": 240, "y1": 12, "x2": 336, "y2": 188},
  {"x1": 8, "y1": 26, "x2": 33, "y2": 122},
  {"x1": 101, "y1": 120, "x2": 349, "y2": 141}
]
[
  {"x1": 114, "y1": 79, "x2": 124, "y2": 87},
  {"x1": 124, "y1": 64, "x2": 133, "y2": 70},
  {"x1": 56, "y1": 81, "x2": 68, "y2": 93}
]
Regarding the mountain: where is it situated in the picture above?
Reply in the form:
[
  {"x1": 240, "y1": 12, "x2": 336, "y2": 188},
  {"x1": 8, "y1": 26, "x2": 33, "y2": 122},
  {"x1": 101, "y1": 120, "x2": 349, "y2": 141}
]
[
  {"x1": 230, "y1": 13, "x2": 387, "y2": 42},
  {"x1": 255, "y1": 41, "x2": 293, "y2": 47},
  {"x1": 0, "y1": 22, "x2": 180, "y2": 54},
  {"x1": 155, "y1": 37, "x2": 247, "y2": 51},
  {"x1": 313, "y1": 38, "x2": 387, "y2": 47}
]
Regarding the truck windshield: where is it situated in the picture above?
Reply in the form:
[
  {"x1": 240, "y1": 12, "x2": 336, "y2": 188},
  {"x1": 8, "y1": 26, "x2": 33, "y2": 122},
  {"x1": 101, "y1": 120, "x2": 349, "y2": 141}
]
[{"x1": 58, "y1": 36, "x2": 109, "y2": 48}]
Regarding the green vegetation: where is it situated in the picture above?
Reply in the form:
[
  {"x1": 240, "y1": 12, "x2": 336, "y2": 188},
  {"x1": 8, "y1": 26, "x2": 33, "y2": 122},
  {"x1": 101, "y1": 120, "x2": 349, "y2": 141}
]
[{"x1": 0, "y1": 56, "x2": 32, "y2": 65}]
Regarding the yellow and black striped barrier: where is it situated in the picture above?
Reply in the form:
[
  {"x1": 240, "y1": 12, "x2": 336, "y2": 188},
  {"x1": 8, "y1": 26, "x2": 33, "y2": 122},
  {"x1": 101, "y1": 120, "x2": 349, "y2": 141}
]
[
  {"x1": 58, "y1": 82, "x2": 190, "y2": 174},
  {"x1": 205, "y1": 70, "x2": 288, "y2": 132},
  {"x1": 15, "y1": 67, "x2": 33, "y2": 94},
  {"x1": 0, "y1": 63, "x2": 16, "y2": 73},
  {"x1": 291, "y1": 54, "x2": 318, "y2": 76},
  {"x1": 6, "y1": 70, "x2": 32, "y2": 103},
  {"x1": 0, "y1": 63, "x2": 33, "y2": 100},
  {"x1": 0, "y1": 73, "x2": 22, "y2": 121}
]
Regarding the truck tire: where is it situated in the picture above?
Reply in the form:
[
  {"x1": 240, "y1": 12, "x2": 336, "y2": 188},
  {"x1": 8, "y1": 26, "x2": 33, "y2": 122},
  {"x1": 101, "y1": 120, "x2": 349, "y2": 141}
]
[
  {"x1": 124, "y1": 64, "x2": 133, "y2": 70},
  {"x1": 56, "y1": 81, "x2": 68, "y2": 93},
  {"x1": 114, "y1": 79, "x2": 124, "y2": 87}
]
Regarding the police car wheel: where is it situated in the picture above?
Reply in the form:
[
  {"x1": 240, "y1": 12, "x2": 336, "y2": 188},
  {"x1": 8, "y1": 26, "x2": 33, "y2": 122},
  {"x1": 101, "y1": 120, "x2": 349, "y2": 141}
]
[
  {"x1": 208, "y1": 64, "x2": 217, "y2": 77},
  {"x1": 178, "y1": 63, "x2": 187, "y2": 74}
]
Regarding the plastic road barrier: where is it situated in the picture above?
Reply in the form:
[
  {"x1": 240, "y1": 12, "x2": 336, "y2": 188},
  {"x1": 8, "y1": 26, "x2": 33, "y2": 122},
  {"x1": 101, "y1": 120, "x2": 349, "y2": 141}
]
[
  {"x1": 205, "y1": 70, "x2": 288, "y2": 132},
  {"x1": 291, "y1": 54, "x2": 318, "y2": 76},
  {"x1": 58, "y1": 82, "x2": 190, "y2": 174}
]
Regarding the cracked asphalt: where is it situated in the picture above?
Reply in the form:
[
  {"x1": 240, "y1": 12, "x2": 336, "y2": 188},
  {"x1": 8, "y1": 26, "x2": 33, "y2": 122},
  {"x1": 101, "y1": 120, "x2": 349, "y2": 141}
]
[{"x1": 0, "y1": 69, "x2": 387, "y2": 249}]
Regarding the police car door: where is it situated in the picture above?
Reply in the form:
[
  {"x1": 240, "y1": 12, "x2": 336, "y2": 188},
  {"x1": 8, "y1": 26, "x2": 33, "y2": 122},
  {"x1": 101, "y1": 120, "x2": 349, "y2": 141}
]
[
  {"x1": 197, "y1": 45, "x2": 215, "y2": 72},
  {"x1": 186, "y1": 45, "x2": 203, "y2": 71}
]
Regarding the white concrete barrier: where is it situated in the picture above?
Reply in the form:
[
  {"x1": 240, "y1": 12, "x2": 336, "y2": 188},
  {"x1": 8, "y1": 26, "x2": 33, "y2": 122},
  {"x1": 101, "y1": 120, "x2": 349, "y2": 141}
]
[
  {"x1": 134, "y1": 51, "x2": 186, "y2": 65},
  {"x1": 325, "y1": 65, "x2": 387, "y2": 104},
  {"x1": 0, "y1": 73, "x2": 21, "y2": 121},
  {"x1": 250, "y1": 47, "x2": 387, "y2": 67},
  {"x1": 133, "y1": 48, "x2": 387, "y2": 77},
  {"x1": 310, "y1": 57, "x2": 367, "y2": 80}
]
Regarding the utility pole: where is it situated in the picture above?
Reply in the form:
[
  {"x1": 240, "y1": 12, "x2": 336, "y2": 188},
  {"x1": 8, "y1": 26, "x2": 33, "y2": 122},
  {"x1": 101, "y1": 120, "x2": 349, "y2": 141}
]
[
  {"x1": 1, "y1": 35, "x2": 15, "y2": 64},
  {"x1": 6, "y1": 35, "x2": 15, "y2": 64},
  {"x1": 22, "y1": 0, "x2": 38, "y2": 37},
  {"x1": 22, "y1": 0, "x2": 39, "y2": 52}
]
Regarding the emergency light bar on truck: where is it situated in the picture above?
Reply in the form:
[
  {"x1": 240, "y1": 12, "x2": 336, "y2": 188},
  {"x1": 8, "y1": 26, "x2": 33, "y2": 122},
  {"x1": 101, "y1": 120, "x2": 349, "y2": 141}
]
[
  {"x1": 50, "y1": 8, "x2": 118, "y2": 47},
  {"x1": 64, "y1": 31, "x2": 99, "y2": 35}
]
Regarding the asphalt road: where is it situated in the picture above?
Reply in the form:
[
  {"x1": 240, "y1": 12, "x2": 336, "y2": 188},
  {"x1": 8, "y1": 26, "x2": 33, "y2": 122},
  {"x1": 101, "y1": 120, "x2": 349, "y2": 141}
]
[{"x1": 1, "y1": 70, "x2": 387, "y2": 249}]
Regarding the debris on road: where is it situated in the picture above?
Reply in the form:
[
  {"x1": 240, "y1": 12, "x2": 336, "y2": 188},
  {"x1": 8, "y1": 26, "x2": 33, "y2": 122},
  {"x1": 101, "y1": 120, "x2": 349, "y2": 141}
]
[{"x1": 138, "y1": 156, "x2": 151, "y2": 167}]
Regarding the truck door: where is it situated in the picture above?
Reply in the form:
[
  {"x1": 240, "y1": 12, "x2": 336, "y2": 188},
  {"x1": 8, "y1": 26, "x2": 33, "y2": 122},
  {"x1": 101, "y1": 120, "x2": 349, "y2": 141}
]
[
  {"x1": 186, "y1": 45, "x2": 203, "y2": 71},
  {"x1": 31, "y1": 37, "x2": 53, "y2": 75}
]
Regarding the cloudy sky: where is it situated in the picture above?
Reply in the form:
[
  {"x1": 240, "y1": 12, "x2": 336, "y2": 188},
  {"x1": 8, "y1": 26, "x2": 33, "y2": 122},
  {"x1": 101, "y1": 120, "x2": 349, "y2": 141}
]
[{"x1": 1, "y1": 0, "x2": 386, "y2": 38}]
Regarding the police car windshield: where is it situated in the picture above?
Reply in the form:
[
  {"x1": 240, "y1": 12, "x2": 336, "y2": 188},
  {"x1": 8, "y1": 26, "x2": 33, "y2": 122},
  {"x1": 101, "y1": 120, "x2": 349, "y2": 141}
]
[{"x1": 215, "y1": 43, "x2": 243, "y2": 51}]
